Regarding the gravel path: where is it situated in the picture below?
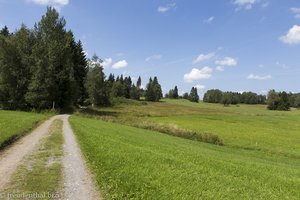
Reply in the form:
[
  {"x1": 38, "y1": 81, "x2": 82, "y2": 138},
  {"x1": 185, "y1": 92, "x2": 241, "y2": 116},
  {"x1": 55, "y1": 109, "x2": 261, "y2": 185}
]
[
  {"x1": 61, "y1": 115, "x2": 100, "y2": 200},
  {"x1": 0, "y1": 116, "x2": 56, "y2": 189},
  {"x1": 0, "y1": 115, "x2": 101, "y2": 200}
]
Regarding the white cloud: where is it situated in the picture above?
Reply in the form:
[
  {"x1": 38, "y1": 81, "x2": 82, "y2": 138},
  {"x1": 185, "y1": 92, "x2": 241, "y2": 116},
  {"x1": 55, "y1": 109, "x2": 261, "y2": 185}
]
[
  {"x1": 204, "y1": 16, "x2": 214, "y2": 23},
  {"x1": 233, "y1": 0, "x2": 257, "y2": 10},
  {"x1": 279, "y1": 25, "x2": 300, "y2": 45},
  {"x1": 28, "y1": 0, "x2": 69, "y2": 7},
  {"x1": 290, "y1": 8, "x2": 300, "y2": 19},
  {"x1": 102, "y1": 58, "x2": 112, "y2": 68},
  {"x1": 215, "y1": 57, "x2": 237, "y2": 66},
  {"x1": 157, "y1": 3, "x2": 176, "y2": 13},
  {"x1": 216, "y1": 66, "x2": 224, "y2": 71},
  {"x1": 247, "y1": 74, "x2": 272, "y2": 80},
  {"x1": 184, "y1": 67, "x2": 213, "y2": 83},
  {"x1": 194, "y1": 84, "x2": 206, "y2": 90},
  {"x1": 145, "y1": 54, "x2": 162, "y2": 62},
  {"x1": 193, "y1": 53, "x2": 215, "y2": 64},
  {"x1": 112, "y1": 60, "x2": 128, "y2": 69}
]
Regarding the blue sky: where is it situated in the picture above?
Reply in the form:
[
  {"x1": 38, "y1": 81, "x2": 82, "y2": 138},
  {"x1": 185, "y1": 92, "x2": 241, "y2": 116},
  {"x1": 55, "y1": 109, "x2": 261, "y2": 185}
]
[{"x1": 1, "y1": 0, "x2": 300, "y2": 97}]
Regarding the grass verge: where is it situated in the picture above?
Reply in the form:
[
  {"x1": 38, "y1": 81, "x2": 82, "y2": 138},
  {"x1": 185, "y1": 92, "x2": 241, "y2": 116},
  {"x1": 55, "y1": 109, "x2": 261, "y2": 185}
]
[
  {"x1": 3, "y1": 119, "x2": 64, "y2": 199},
  {"x1": 0, "y1": 110, "x2": 52, "y2": 150}
]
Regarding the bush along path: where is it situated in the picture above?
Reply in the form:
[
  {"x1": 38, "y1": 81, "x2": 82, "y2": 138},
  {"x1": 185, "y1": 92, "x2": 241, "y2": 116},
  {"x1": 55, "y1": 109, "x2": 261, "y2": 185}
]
[{"x1": 0, "y1": 115, "x2": 100, "y2": 200}]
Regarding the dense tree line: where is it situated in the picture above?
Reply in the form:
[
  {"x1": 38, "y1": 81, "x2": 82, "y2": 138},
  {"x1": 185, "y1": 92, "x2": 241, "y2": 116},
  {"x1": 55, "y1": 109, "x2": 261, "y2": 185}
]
[
  {"x1": 203, "y1": 89, "x2": 266, "y2": 106},
  {"x1": 267, "y1": 90, "x2": 300, "y2": 111},
  {"x1": 85, "y1": 55, "x2": 144, "y2": 106},
  {"x1": 0, "y1": 7, "x2": 163, "y2": 111},
  {"x1": 69, "y1": 53, "x2": 163, "y2": 107},
  {"x1": 202, "y1": 89, "x2": 299, "y2": 110},
  {"x1": 0, "y1": 8, "x2": 87, "y2": 110}
]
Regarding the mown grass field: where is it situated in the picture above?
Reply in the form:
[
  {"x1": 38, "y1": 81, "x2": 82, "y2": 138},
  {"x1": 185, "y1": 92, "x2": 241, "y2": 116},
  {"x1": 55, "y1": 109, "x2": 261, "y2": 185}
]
[
  {"x1": 70, "y1": 116, "x2": 300, "y2": 200},
  {"x1": 0, "y1": 110, "x2": 51, "y2": 149},
  {"x1": 85, "y1": 98, "x2": 300, "y2": 158}
]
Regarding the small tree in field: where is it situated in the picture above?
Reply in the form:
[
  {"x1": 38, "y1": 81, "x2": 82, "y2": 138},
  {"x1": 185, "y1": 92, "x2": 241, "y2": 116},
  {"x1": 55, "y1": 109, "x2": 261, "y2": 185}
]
[
  {"x1": 189, "y1": 87, "x2": 199, "y2": 103},
  {"x1": 145, "y1": 77, "x2": 162, "y2": 102}
]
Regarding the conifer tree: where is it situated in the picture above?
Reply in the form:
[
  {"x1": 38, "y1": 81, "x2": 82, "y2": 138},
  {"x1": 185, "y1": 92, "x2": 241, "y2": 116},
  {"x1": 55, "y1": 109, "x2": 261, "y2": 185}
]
[
  {"x1": 26, "y1": 7, "x2": 76, "y2": 110},
  {"x1": 0, "y1": 26, "x2": 10, "y2": 37},
  {"x1": 189, "y1": 87, "x2": 199, "y2": 103}
]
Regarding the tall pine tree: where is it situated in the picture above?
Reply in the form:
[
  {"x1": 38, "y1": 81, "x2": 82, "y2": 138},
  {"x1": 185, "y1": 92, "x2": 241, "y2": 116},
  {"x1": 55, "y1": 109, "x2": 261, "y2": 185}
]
[{"x1": 26, "y1": 7, "x2": 76, "y2": 110}]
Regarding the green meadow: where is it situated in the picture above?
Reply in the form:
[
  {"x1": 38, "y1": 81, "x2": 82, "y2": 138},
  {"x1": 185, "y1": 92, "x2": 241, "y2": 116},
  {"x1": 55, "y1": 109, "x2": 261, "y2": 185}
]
[
  {"x1": 71, "y1": 99, "x2": 300, "y2": 199},
  {"x1": 80, "y1": 98, "x2": 300, "y2": 157},
  {"x1": 151, "y1": 99, "x2": 300, "y2": 157},
  {"x1": 0, "y1": 110, "x2": 50, "y2": 149}
]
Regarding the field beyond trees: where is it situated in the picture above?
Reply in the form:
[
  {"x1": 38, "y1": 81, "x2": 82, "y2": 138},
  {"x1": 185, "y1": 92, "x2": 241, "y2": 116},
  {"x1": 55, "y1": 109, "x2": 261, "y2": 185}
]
[{"x1": 72, "y1": 99, "x2": 300, "y2": 199}]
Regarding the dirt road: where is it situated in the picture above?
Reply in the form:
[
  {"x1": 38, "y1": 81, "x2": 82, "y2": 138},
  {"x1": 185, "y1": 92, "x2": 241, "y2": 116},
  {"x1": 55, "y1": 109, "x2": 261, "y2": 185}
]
[
  {"x1": 0, "y1": 115, "x2": 100, "y2": 200},
  {"x1": 61, "y1": 115, "x2": 100, "y2": 200}
]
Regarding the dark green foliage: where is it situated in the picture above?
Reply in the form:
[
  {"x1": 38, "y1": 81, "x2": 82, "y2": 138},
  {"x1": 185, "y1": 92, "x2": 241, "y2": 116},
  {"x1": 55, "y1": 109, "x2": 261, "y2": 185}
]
[
  {"x1": 189, "y1": 87, "x2": 199, "y2": 103},
  {"x1": 130, "y1": 84, "x2": 140, "y2": 100},
  {"x1": 72, "y1": 39, "x2": 88, "y2": 105},
  {"x1": 0, "y1": 7, "x2": 88, "y2": 111},
  {"x1": 267, "y1": 90, "x2": 290, "y2": 111},
  {"x1": 287, "y1": 92, "x2": 300, "y2": 108},
  {"x1": 25, "y1": 7, "x2": 76, "y2": 110},
  {"x1": 136, "y1": 76, "x2": 141, "y2": 88},
  {"x1": 124, "y1": 76, "x2": 132, "y2": 98},
  {"x1": 0, "y1": 26, "x2": 10, "y2": 37},
  {"x1": 111, "y1": 79, "x2": 124, "y2": 98},
  {"x1": 0, "y1": 25, "x2": 32, "y2": 109},
  {"x1": 221, "y1": 92, "x2": 232, "y2": 106},
  {"x1": 182, "y1": 92, "x2": 189, "y2": 100},
  {"x1": 167, "y1": 85, "x2": 179, "y2": 99},
  {"x1": 86, "y1": 55, "x2": 110, "y2": 107},
  {"x1": 203, "y1": 89, "x2": 266, "y2": 105},
  {"x1": 278, "y1": 92, "x2": 290, "y2": 110},
  {"x1": 294, "y1": 94, "x2": 300, "y2": 108},
  {"x1": 145, "y1": 77, "x2": 163, "y2": 102},
  {"x1": 173, "y1": 86, "x2": 179, "y2": 99},
  {"x1": 203, "y1": 89, "x2": 223, "y2": 103}
]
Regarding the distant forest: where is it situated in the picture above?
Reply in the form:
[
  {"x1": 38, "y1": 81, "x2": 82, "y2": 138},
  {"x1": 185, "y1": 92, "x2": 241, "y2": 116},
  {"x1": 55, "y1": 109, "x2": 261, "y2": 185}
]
[
  {"x1": 0, "y1": 7, "x2": 299, "y2": 111},
  {"x1": 201, "y1": 89, "x2": 300, "y2": 110}
]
